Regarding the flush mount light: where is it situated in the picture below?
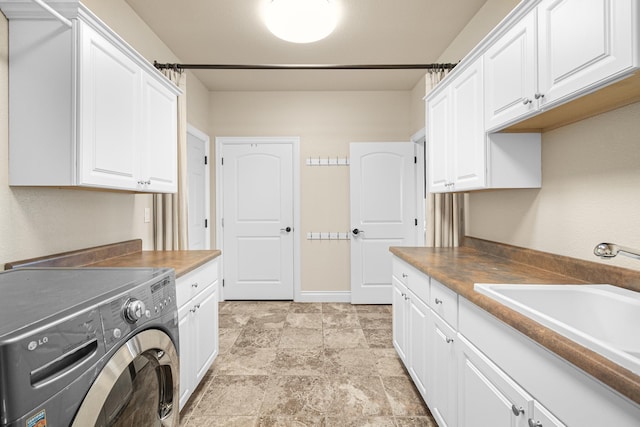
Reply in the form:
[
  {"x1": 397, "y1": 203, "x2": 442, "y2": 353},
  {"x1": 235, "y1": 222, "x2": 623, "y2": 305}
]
[{"x1": 264, "y1": 0, "x2": 339, "y2": 44}]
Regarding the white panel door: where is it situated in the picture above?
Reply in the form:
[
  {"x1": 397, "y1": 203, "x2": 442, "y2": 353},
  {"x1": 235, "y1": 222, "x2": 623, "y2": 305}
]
[
  {"x1": 142, "y1": 74, "x2": 177, "y2": 193},
  {"x1": 484, "y1": 11, "x2": 537, "y2": 130},
  {"x1": 427, "y1": 90, "x2": 451, "y2": 193},
  {"x1": 78, "y1": 21, "x2": 141, "y2": 190},
  {"x1": 538, "y1": 0, "x2": 636, "y2": 106},
  {"x1": 187, "y1": 127, "x2": 209, "y2": 250},
  {"x1": 451, "y1": 58, "x2": 486, "y2": 191},
  {"x1": 222, "y1": 142, "x2": 294, "y2": 300},
  {"x1": 350, "y1": 142, "x2": 416, "y2": 304}
]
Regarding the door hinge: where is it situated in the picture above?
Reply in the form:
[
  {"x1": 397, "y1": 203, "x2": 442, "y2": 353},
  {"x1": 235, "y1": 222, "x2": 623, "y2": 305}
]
[
  {"x1": 415, "y1": 218, "x2": 418, "y2": 226},
  {"x1": 204, "y1": 155, "x2": 208, "y2": 165},
  {"x1": 205, "y1": 219, "x2": 208, "y2": 228},
  {"x1": 414, "y1": 156, "x2": 417, "y2": 164}
]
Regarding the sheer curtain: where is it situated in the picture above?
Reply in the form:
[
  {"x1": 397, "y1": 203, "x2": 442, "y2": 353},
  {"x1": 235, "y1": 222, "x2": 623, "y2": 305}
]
[
  {"x1": 153, "y1": 68, "x2": 189, "y2": 250},
  {"x1": 425, "y1": 69, "x2": 465, "y2": 248}
]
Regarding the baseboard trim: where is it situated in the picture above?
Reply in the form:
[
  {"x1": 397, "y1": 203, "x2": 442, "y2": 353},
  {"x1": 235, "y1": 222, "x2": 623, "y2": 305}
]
[{"x1": 296, "y1": 291, "x2": 351, "y2": 303}]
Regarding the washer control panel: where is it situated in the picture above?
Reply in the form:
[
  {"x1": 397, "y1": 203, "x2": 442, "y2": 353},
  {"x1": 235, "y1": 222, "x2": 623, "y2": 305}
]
[{"x1": 100, "y1": 274, "x2": 176, "y2": 351}]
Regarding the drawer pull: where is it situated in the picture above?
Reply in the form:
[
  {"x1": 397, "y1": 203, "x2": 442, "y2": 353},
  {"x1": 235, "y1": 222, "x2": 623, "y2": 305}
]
[
  {"x1": 511, "y1": 405, "x2": 524, "y2": 416},
  {"x1": 402, "y1": 273, "x2": 408, "y2": 278},
  {"x1": 192, "y1": 282, "x2": 199, "y2": 288},
  {"x1": 434, "y1": 298, "x2": 443, "y2": 305},
  {"x1": 446, "y1": 337, "x2": 454, "y2": 344},
  {"x1": 528, "y1": 420, "x2": 542, "y2": 427},
  {"x1": 190, "y1": 303, "x2": 201, "y2": 313}
]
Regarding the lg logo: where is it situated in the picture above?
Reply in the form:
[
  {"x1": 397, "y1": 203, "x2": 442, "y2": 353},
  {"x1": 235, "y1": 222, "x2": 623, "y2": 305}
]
[{"x1": 27, "y1": 336, "x2": 49, "y2": 351}]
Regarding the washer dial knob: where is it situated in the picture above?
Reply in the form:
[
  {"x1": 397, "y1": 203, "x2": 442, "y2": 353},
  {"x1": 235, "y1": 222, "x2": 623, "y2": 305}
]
[{"x1": 123, "y1": 298, "x2": 146, "y2": 323}]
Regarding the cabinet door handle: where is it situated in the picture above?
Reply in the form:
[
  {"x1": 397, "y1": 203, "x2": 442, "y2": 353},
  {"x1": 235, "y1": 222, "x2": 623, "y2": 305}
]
[
  {"x1": 511, "y1": 405, "x2": 525, "y2": 416},
  {"x1": 534, "y1": 93, "x2": 545, "y2": 100},
  {"x1": 446, "y1": 337, "x2": 454, "y2": 344},
  {"x1": 435, "y1": 298, "x2": 443, "y2": 305},
  {"x1": 402, "y1": 273, "x2": 408, "y2": 278},
  {"x1": 522, "y1": 98, "x2": 532, "y2": 105},
  {"x1": 192, "y1": 282, "x2": 199, "y2": 288},
  {"x1": 528, "y1": 419, "x2": 543, "y2": 427}
]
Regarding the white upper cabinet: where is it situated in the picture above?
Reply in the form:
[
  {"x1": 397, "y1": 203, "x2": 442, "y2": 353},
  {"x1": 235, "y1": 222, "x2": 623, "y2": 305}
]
[
  {"x1": 484, "y1": 11, "x2": 537, "y2": 130},
  {"x1": 428, "y1": 0, "x2": 638, "y2": 193},
  {"x1": 427, "y1": 58, "x2": 540, "y2": 193},
  {"x1": 538, "y1": 0, "x2": 637, "y2": 106},
  {"x1": 1, "y1": 1, "x2": 180, "y2": 193},
  {"x1": 428, "y1": 59, "x2": 486, "y2": 193},
  {"x1": 78, "y1": 21, "x2": 142, "y2": 191},
  {"x1": 484, "y1": 0, "x2": 638, "y2": 131},
  {"x1": 450, "y1": 59, "x2": 486, "y2": 191}
]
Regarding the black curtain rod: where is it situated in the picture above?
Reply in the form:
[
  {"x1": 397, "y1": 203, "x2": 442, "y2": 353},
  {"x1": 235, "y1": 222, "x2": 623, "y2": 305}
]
[{"x1": 153, "y1": 62, "x2": 458, "y2": 71}]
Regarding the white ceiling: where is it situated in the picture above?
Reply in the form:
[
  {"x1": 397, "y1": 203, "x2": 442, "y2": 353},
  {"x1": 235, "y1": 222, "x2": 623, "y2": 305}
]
[{"x1": 125, "y1": 0, "x2": 488, "y2": 91}]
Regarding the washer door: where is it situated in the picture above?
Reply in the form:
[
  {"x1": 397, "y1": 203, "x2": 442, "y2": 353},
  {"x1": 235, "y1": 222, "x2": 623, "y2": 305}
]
[{"x1": 72, "y1": 329, "x2": 179, "y2": 426}]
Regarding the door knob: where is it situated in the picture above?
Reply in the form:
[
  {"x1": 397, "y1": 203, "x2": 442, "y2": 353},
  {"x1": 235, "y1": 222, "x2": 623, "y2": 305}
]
[
  {"x1": 280, "y1": 226, "x2": 292, "y2": 233},
  {"x1": 352, "y1": 228, "x2": 364, "y2": 235}
]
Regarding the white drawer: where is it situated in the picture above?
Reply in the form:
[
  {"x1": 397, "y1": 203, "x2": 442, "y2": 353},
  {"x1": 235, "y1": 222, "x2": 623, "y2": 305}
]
[
  {"x1": 176, "y1": 259, "x2": 218, "y2": 308},
  {"x1": 431, "y1": 278, "x2": 458, "y2": 328},
  {"x1": 392, "y1": 258, "x2": 410, "y2": 285},
  {"x1": 407, "y1": 266, "x2": 429, "y2": 304},
  {"x1": 392, "y1": 258, "x2": 430, "y2": 303}
]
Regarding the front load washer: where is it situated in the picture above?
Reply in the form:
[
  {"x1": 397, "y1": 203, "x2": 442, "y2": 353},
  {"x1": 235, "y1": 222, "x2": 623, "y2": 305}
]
[{"x1": 0, "y1": 267, "x2": 179, "y2": 426}]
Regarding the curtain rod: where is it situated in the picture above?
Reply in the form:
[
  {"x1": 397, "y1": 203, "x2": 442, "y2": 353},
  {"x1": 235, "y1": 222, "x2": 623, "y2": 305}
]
[{"x1": 153, "y1": 62, "x2": 458, "y2": 71}]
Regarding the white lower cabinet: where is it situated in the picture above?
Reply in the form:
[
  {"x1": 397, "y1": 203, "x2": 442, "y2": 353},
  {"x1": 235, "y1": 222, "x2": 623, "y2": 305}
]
[
  {"x1": 392, "y1": 258, "x2": 431, "y2": 404},
  {"x1": 457, "y1": 334, "x2": 558, "y2": 427},
  {"x1": 176, "y1": 259, "x2": 220, "y2": 410},
  {"x1": 391, "y1": 255, "x2": 640, "y2": 427},
  {"x1": 429, "y1": 312, "x2": 457, "y2": 427}
]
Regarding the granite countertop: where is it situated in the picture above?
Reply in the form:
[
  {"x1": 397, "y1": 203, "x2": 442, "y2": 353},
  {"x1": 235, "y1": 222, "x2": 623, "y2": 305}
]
[
  {"x1": 4, "y1": 239, "x2": 221, "y2": 278},
  {"x1": 87, "y1": 249, "x2": 221, "y2": 277},
  {"x1": 390, "y1": 240, "x2": 640, "y2": 406}
]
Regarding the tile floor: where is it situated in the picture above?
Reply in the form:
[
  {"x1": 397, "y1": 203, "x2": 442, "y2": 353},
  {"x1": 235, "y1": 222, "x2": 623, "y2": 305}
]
[{"x1": 179, "y1": 301, "x2": 436, "y2": 426}]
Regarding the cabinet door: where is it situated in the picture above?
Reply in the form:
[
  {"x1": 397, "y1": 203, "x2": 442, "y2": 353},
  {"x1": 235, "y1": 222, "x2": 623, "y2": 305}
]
[
  {"x1": 429, "y1": 312, "x2": 457, "y2": 427},
  {"x1": 407, "y1": 291, "x2": 430, "y2": 403},
  {"x1": 142, "y1": 74, "x2": 178, "y2": 193},
  {"x1": 538, "y1": 0, "x2": 636, "y2": 106},
  {"x1": 78, "y1": 21, "x2": 142, "y2": 190},
  {"x1": 392, "y1": 276, "x2": 409, "y2": 363},
  {"x1": 178, "y1": 302, "x2": 193, "y2": 410},
  {"x1": 427, "y1": 87, "x2": 451, "y2": 192},
  {"x1": 450, "y1": 58, "x2": 486, "y2": 191},
  {"x1": 484, "y1": 11, "x2": 537, "y2": 130},
  {"x1": 458, "y1": 334, "x2": 530, "y2": 427},
  {"x1": 193, "y1": 283, "x2": 219, "y2": 384}
]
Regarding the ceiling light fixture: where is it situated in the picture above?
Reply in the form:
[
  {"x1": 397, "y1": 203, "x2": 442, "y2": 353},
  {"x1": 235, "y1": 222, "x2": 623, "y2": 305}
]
[{"x1": 264, "y1": 0, "x2": 339, "y2": 44}]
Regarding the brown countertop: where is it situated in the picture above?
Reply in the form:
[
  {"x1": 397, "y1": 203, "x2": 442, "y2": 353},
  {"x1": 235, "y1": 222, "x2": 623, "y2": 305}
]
[
  {"x1": 87, "y1": 249, "x2": 221, "y2": 277},
  {"x1": 390, "y1": 239, "x2": 640, "y2": 405},
  {"x1": 5, "y1": 239, "x2": 221, "y2": 278}
]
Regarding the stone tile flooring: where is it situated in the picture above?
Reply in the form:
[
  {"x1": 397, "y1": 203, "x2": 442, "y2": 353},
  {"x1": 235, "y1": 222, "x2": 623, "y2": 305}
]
[{"x1": 179, "y1": 301, "x2": 436, "y2": 426}]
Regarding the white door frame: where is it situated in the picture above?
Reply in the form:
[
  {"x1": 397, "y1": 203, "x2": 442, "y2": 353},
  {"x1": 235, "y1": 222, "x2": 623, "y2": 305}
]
[
  {"x1": 215, "y1": 136, "x2": 301, "y2": 301},
  {"x1": 187, "y1": 124, "x2": 211, "y2": 250},
  {"x1": 411, "y1": 128, "x2": 426, "y2": 246}
]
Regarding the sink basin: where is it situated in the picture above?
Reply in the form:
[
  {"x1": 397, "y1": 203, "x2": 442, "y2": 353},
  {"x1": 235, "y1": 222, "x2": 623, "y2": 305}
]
[{"x1": 474, "y1": 283, "x2": 640, "y2": 375}]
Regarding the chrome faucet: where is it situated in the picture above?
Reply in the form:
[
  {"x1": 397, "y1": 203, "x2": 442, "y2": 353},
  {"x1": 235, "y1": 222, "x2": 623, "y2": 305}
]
[{"x1": 593, "y1": 243, "x2": 640, "y2": 261}]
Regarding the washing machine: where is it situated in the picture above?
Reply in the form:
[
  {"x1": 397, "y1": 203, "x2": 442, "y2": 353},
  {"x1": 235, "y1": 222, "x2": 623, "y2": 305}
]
[{"x1": 0, "y1": 267, "x2": 180, "y2": 426}]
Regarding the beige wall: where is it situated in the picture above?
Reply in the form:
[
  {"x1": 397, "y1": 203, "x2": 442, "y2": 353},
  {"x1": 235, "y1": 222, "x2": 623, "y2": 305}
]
[
  {"x1": 434, "y1": 0, "x2": 640, "y2": 271},
  {"x1": 0, "y1": 0, "x2": 211, "y2": 267},
  {"x1": 467, "y1": 102, "x2": 640, "y2": 270},
  {"x1": 436, "y1": 0, "x2": 520, "y2": 63},
  {"x1": 209, "y1": 90, "x2": 413, "y2": 291}
]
